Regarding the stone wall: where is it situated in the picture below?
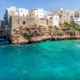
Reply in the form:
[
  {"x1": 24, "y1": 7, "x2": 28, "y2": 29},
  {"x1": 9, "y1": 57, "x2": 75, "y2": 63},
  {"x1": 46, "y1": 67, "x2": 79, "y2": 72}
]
[
  {"x1": 48, "y1": 19, "x2": 53, "y2": 26},
  {"x1": 39, "y1": 18, "x2": 48, "y2": 27},
  {"x1": 10, "y1": 16, "x2": 39, "y2": 29}
]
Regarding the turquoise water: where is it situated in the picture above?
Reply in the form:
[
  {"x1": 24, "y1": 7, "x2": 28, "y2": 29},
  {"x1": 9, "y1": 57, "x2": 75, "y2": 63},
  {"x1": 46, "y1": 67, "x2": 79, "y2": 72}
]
[{"x1": 0, "y1": 40, "x2": 80, "y2": 80}]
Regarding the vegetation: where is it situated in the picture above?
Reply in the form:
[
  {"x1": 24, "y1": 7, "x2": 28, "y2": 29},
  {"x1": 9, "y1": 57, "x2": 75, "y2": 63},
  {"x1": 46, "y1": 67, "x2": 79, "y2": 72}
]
[{"x1": 64, "y1": 22, "x2": 80, "y2": 32}]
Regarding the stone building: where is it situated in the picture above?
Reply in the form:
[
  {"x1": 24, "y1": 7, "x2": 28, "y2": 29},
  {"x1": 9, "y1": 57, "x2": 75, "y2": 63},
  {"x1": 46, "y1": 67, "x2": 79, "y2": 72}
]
[
  {"x1": 70, "y1": 10, "x2": 80, "y2": 25},
  {"x1": 70, "y1": 10, "x2": 80, "y2": 24},
  {"x1": 75, "y1": 10, "x2": 80, "y2": 18},
  {"x1": 55, "y1": 8, "x2": 71, "y2": 24},
  {"x1": 54, "y1": 8, "x2": 80, "y2": 25},
  {"x1": 4, "y1": 6, "x2": 29, "y2": 29},
  {"x1": 8, "y1": 15, "x2": 59, "y2": 29},
  {"x1": 9, "y1": 16, "x2": 39, "y2": 29},
  {"x1": 3, "y1": 6, "x2": 60, "y2": 30},
  {"x1": 71, "y1": 17, "x2": 80, "y2": 25},
  {"x1": 3, "y1": 6, "x2": 80, "y2": 31},
  {"x1": 39, "y1": 18, "x2": 48, "y2": 27}
]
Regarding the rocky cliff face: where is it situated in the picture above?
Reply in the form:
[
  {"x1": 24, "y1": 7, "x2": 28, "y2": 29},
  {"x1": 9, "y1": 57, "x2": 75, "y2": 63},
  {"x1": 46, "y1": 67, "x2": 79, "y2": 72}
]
[{"x1": 6, "y1": 24, "x2": 80, "y2": 44}]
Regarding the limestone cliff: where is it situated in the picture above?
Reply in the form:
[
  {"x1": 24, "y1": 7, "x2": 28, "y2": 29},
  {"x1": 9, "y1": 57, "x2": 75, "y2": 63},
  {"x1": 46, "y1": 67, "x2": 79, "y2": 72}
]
[{"x1": 7, "y1": 24, "x2": 80, "y2": 44}]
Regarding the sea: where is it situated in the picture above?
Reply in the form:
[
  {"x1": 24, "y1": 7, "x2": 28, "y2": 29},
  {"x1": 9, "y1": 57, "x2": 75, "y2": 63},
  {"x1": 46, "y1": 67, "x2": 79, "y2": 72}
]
[{"x1": 0, "y1": 40, "x2": 80, "y2": 80}]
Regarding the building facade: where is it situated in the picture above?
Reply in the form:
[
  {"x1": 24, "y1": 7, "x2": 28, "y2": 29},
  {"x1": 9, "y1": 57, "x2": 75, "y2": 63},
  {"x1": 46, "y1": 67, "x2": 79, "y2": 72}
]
[
  {"x1": 54, "y1": 8, "x2": 71, "y2": 24},
  {"x1": 29, "y1": 8, "x2": 47, "y2": 19},
  {"x1": 3, "y1": 6, "x2": 60, "y2": 30},
  {"x1": 4, "y1": 6, "x2": 80, "y2": 31},
  {"x1": 4, "y1": 6, "x2": 29, "y2": 28},
  {"x1": 10, "y1": 16, "x2": 39, "y2": 29},
  {"x1": 48, "y1": 15, "x2": 59, "y2": 27}
]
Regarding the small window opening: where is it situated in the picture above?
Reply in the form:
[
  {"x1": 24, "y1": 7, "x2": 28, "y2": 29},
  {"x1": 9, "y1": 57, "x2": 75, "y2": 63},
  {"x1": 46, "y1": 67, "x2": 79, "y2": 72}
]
[{"x1": 23, "y1": 21, "x2": 25, "y2": 25}]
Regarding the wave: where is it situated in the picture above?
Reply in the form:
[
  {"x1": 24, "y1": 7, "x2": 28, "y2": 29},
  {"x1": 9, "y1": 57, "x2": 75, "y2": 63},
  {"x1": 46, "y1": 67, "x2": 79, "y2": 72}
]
[{"x1": 76, "y1": 45, "x2": 80, "y2": 48}]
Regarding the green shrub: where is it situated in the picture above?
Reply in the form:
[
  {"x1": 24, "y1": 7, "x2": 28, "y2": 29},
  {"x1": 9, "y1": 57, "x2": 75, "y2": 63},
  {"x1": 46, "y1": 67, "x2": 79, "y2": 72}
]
[{"x1": 64, "y1": 22, "x2": 80, "y2": 32}]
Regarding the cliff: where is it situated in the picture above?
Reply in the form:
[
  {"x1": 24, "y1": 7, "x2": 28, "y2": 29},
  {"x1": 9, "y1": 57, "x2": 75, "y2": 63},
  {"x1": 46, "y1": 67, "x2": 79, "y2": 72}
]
[{"x1": 7, "y1": 24, "x2": 80, "y2": 44}]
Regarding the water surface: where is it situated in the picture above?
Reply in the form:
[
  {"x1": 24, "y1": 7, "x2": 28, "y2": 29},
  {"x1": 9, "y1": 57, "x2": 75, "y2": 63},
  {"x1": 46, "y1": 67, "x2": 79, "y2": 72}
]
[{"x1": 0, "y1": 40, "x2": 80, "y2": 80}]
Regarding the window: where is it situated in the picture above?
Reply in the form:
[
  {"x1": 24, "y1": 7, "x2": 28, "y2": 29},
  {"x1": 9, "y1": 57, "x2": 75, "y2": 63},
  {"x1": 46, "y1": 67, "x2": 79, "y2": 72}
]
[
  {"x1": 23, "y1": 21, "x2": 25, "y2": 25},
  {"x1": 60, "y1": 15, "x2": 62, "y2": 18}
]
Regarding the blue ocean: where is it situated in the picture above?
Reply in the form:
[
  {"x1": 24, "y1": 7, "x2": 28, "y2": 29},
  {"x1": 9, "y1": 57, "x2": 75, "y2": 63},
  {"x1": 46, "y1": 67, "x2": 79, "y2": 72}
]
[{"x1": 0, "y1": 40, "x2": 80, "y2": 80}]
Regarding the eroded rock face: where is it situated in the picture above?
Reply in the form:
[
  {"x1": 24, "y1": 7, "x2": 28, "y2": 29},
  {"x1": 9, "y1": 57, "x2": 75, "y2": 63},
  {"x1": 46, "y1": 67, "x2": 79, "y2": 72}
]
[
  {"x1": 6, "y1": 25, "x2": 80, "y2": 44},
  {"x1": 11, "y1": 36, "x2": 29, "y2": 44}
]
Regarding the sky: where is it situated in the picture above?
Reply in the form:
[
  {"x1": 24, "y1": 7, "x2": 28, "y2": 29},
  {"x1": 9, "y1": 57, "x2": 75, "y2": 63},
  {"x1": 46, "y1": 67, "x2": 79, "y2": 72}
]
[{"x1": 0, "y1": 0, "x2": 80, "y2": 19}]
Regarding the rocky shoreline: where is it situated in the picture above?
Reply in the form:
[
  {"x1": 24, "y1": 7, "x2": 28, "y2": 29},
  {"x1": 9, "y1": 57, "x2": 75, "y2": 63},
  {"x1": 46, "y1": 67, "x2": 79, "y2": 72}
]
[
  {"x1": 10, "y1": 35, "x2": 80, "y2": 44},
  {"x1": 6, "y1": 24, "x2": 80, "y2": 44}
]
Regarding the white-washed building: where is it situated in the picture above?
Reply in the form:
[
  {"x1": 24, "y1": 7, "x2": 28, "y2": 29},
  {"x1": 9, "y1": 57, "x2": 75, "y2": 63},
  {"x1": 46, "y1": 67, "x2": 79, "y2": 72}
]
[
  {"x1": 48, "y1": 15, "x2": 59, "y2": 27},
  {"x1": 30, "y1": 8, "x2": 47, "y2": 19},
  {"x1": 5, "y1": 6, "x2": 28, "y2": 17},
  {"x1": 71, "y1": 17, "x2": 80, "y2": 25},
  {"x1": 4, "y1": 6, "x2": 29, "y2": 29}
]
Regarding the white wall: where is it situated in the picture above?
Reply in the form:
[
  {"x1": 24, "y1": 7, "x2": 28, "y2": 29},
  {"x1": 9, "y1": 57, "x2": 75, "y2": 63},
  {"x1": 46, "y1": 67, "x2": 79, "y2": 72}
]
[
  {"x1": 6, "y1": 6, "x2": 29, "y2": 17},
  {"x1": 46, "y1": 16, "x2": 52, "y2": 19},
  {"x1": 73, "y1": 18, "x2": 80, "y2": 25},
  {"x1": 16, "y1": 8, "x2": 28, "y2": 16},
  {"x1": 31, "y1": 8, "x2": 45, "y2": 19},
  {"x1": 4, "y1": 6, "x2": 29, "y2": 26},
  {"x1": 7, "y1": 6, "x2": 16, "y2": 15},
  {"x1": 52, "y1": 15, "x2": 59, "y2": 27}
]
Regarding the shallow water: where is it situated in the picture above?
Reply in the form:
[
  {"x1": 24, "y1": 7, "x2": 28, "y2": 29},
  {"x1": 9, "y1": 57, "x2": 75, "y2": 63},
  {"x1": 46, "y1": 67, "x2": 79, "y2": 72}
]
[{"x1": 0, "y1": 40, "x2": 80, "y2": 80}]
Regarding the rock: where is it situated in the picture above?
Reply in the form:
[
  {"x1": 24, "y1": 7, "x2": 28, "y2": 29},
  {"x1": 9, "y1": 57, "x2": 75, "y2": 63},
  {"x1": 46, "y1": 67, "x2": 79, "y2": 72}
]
[
  {"x1": 30, "y1": 36, "x2": 42, "y2": 43},
  {"x1": 11, "y1": 36, "x2": 29, "y2": 44},
  {"x1": 2, "y1": 25, "x2": 80, "y2": 44}
]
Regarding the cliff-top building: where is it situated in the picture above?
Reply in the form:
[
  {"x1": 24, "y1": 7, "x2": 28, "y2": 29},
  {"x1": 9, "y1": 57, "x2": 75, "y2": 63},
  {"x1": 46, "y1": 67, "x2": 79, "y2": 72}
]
[
  {"x1": 3, "y1": 6, "x2": 80, "y2": 32},
  {"x1": 3, "y1": 6, "x2": 60, "y2": 31},
  {"x1": 4, "y1": 6, "x2": 29, "y2": 29},
  {"x1": 29, "y1": 8, "x2": 47, "y2": 19},
  {"x1": 54, "y1": 8, "x2": 71, "y2": 24}
]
